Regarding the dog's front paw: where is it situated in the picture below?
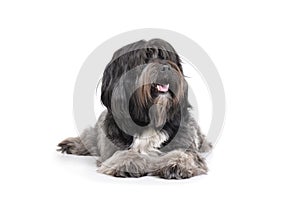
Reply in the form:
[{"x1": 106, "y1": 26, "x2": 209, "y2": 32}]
[
  {"x1": 97, "y1": 150, "x2": 148, "y2": 178},
  {"x1": 57, "y1": 137, "x2": 77, "y2": 154},
  {"x1": 154, "y1": 150, "x2": 208, "y2": 179},
  {"x1": 97, "y1": 164, "x2": 144, "y2": 178},
  {"x1": 57, "y1": 137, "x2": 90, "y2": 155},
  {"x1": 97, "y1": 164, "x2": 125, "y2": 177}
]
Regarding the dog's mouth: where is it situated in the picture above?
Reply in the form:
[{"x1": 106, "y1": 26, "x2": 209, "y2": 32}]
[{"x1": 154, "y1": 83, "x2": 169, "y2": 93}]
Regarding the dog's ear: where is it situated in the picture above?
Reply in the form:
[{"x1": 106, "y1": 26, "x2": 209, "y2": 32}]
[
  {"x1": 104, "y1": 69, "x2": 151, "y2": 135},
  {"x1": 101, "y1": 66, "x2": 130, "y2": 112},
  {"x1": 183, "y1": 79, "x2": 192, "y2": 109},
  {"x1": 110, "y1": 79, "x2": 130, "y2": 118},
  {"x1": 101, "y1": 41, "x2": 148, "y2": 109},
  {"x1": 100, "y1": 57, "x2": 131, "y2": 110},
  {"x1": 100, "y1": 64, "x2": 115, "y2": 110}
]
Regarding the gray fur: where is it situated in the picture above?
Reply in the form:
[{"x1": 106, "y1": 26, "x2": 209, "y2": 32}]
[
  {"x1": 97, "y1": 148, "x2": 208, "y2": 179},
  {"x1": 58, "y1": 109, "x2": 212, "y2": 179}
]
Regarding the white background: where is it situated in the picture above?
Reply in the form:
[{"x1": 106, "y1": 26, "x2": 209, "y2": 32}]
[{"x1": 0, "y1": 1, "x2": 299, "y2": 200}]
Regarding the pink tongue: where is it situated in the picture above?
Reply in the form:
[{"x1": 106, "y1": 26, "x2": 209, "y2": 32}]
[{"x1": 157, "y1": 84, "x2": 169, "y2": 92}]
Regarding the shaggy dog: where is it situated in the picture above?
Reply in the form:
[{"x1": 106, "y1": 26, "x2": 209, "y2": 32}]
[{"x1": 58, "y1": 39, "x2": 212, "y2": 179}]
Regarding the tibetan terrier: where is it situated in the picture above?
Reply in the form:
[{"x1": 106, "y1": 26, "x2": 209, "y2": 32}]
[{"x1": 58, "y1": 39, "x2": 212, "y2": 179}]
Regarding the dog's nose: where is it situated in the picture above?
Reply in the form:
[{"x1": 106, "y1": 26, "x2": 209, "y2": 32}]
[{"x1": 161, "y1": 65, "x2": 170, "y2": 71}]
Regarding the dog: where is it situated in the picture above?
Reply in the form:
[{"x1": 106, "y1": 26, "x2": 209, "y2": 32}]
[{"x1": 57, "y1": 39, "x2": 212, "y2": 179}]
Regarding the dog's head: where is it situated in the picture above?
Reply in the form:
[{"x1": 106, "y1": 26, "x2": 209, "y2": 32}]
[{"x1": 101, "y1": 39, "x2": 190, "y2": 133}]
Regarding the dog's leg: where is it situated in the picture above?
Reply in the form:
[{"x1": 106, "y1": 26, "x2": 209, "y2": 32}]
[
  {"x1": 151, "y1": 149, "x2": 208, "y2": 179},
  {"x1": 57, "y1": 127, "x2": 99, "y2": 156},
  {"x1": 97, "y1": 149, "x2": 207, "y2": 179},
  {"x1": 97, "y1": 150, "x2": 150, "y2": 177}
]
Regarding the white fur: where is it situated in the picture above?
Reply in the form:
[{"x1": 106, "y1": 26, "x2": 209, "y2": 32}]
[{"x1": 130, "y1": 129, "x2": 169, "y2": 154}]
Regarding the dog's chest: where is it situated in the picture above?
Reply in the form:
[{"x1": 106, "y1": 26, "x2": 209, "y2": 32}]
[{"x1": 130, "y1": 129, "x2": 169, "y2": 154}]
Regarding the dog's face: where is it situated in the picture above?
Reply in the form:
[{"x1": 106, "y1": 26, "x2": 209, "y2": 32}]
[
  {"x1": 101, "y1": 39, "x2": 190, "y2": 133},
  {"x1": 133, "y1": 60, "x2": 186, "y2": 129},
  {"x1": 139, "y1": 60, "x2": 184, "y2": 101}
]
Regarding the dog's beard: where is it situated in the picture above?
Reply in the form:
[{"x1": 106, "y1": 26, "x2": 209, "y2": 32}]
[{"x1": 148, "y1": 93, "x2": 173, "y2": 129}]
